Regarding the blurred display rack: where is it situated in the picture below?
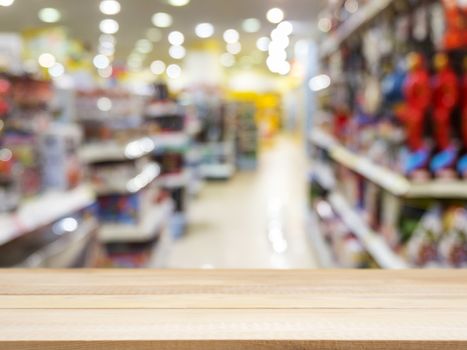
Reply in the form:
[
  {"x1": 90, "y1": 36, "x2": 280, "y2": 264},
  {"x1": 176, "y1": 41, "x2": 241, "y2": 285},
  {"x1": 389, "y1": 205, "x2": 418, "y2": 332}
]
[
  {"x1": 94, "y1": 163, "x2": 161, "y2": 196},
  {"x1": 151, "y1": 133, "x2": 190, "y2": 151},
  {"x1": 310, "y1": 128, "x2": 467, "y2": 199},
  {"x1": 200, "y1": 163, "x2": 235, "y2": 180},
  {"x1": 98, "y1": 199, "x2": 174, "y2": 244},
  {"x1": 0, "y1": 185, "x2": 95, "y2": 246},
  {"x1": 156, "y1": 170, "x2": 190, "y2": 189},
  {"x1": 307, "y1": 210, "x2": 336, "y2": 268},
  {"x1": 327, "y1": 192, "x2": 409, "y2": 269},
  {"x1": 320, "y1": 0, "x2": 393, "y2": 58},
  {"x1": 79, "y1": 137, "x2": 155, "y2": 164}
]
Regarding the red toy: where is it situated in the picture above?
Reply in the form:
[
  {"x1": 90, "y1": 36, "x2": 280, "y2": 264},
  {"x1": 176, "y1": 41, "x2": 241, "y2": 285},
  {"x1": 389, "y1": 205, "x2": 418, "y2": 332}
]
[
  {"x1": 431, "y1": 53, "x2": 458, "y2": 151},
  {"x1": 462, "y1": 57, "x2": 467, "y2": 149},
  {"x1": 398, "y1": 53, "x2": 431, "y2": 152}
]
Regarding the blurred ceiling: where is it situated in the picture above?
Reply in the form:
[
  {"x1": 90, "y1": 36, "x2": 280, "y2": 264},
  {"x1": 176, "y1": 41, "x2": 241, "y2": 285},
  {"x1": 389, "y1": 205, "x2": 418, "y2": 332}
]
[{"x1": 0, "y1": 0, "x2": 326, "y2": 65}]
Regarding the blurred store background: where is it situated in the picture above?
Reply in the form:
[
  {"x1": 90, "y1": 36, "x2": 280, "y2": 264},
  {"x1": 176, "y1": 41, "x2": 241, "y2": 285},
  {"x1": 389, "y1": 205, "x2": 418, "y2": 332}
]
[{"x1": 0, "y1": 0, "x2": 466, "y2": 269}]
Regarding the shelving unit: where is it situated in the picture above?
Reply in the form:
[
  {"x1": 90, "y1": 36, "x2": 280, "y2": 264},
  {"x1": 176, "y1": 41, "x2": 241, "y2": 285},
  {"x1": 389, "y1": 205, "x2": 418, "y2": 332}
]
[
  {"x1": 99, "y1": 200, "x2": 173, "y2": 244},
  {"x1": 307, "y1": 211, "x2": 336, "y2": 268},
  {"x1": 328, "y1": 192, "x2": 408, "y2": 269},
  {"x1": 79, "y1": 137, "x2": 155, "y2": 164},
  {"x1": 151, "y1": 133, "x2": 190, "y2": 151},
  {"x1": 320, "y1": 0, "x2": 393, "y2": 58},
  {"x1": 0, "y1": 185, "x2": 95, "y2": 246},
  {"x1": 94, "y1": 163, "x2": 161, "y2": 196},
  {"x1": 310, "y1": 128, "x2": 467, "y2": 199}
]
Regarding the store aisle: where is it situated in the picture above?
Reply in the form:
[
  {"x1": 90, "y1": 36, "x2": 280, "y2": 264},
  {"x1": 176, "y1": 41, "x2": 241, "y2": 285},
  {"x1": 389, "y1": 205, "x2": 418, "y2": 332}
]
[{"x1": 166, "y1": 135, "x2": 317, "y2": 268}]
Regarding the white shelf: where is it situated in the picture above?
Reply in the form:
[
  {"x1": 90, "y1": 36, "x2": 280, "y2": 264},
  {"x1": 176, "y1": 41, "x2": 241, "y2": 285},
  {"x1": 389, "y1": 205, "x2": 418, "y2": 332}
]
[
  {"x1": 320, "y1": 0, "x2": 393, "y2": 58},
  {"x1": 95, "y1": 163, "x2": 161, "y2": 195},
  {"x1": 201, "y1": 163, "x2": 235, "y2": 179},
  {"x1": 99, "y1": 200, "x2": 174, "y2": 243},
  {"x1": 151, "y1": 133, "x2": 189, "y2": 150},
  {"x1": 157, "y1": 171, "x2": 189, "y2": 189},
  {"x1": 0, "y1": 185, "x2": 95, "y2": 246},
  {"x1": 80, "y1": 137, "x2": 155, "y2": 163},
  {"x1": 310, "y1": 128, "x2": 467, "y2": 199},
  {"x1": 307, "y1": 211, "x2": 336, "y2": 268},
  {"x1": 328, "y1": 192, "x2": 408, "y2": 269}
]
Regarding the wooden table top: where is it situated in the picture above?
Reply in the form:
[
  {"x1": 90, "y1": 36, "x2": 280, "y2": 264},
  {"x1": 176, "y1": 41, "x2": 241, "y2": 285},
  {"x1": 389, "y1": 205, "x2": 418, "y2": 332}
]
[{"x1": 0, "y1": 269, "x2": 466, "y2": 349}]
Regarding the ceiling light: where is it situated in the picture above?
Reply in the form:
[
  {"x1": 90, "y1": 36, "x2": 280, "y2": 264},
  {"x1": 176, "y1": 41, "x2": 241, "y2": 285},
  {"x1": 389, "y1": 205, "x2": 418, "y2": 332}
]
[
  {"x1": 220, "y1": 53, "x2": 235, "y2": 68},
  {"x1": 167, "y1": 64, "x2": 182, "y2": 79},
  {"x1": 227, "y1": 42, "x2": 241, "y2": 55},
  {"x1": 266, "y1": 8, "x2": 284, "y2": 24},
  {"x1": 0, "y1": 0, "x2": 14, "y2": 7},
  {"x1": 223, "y1": 29, "x2": 239, "y2": 44},
  {"x1": 146, "y1": 28, "x2": 162, "y2": 42},
  {"x1": 256, "y1": 37, "x2": 270, "y2": 52},
  {"x1": 152, "y1": 12, "x2": 173, "y2": 28},
  {"x1": 99, "y1": 0, "x2": 121, "y2": 15},
  {"x1": 38, "y1": 53, "x2": 56, "y2": 68},
  {"x1": 38, "y1": 8, "x2": 61, "y2": 23},
  {"x1": 48, "y1": 63, "x2": 64, "y2": 78},
  {"x1": 195, "y1": 23, "x2": 214, "y2": 38},
  {"x1": 242, "y1": 18, "x2": 261, "y2": 33},
  {"x1": 344, "y1": 0, "x2": 359, "y2": 14},
  {"x1": 277, "y1": 21, "x2": 293, "y2": 36},
  {"x1": 309, "y1": 74, "x2": 331, "y2": 92},
  {"x1": 318, "y1": 17, "x2": 332, "y2": 33},
  {"x1": 98, "y1": 66, "x2": 113, "y2": 78},
  {"x1": 97, "y1": 97, "x2": 112, "y2": 112},
  {"x1": 168, "y1": 0, "x2": 190, "y2": 6},
  {"x1": 93, "y1": 54, "x2": 110, "y2": 69},
  {"x1": 150, "y1": 60, "x2": 166, "y2": 75},
  {"x1": 136, "y1": 39, "x2": 153, "y2": 54},
  {"x1": 168, "y1": 31, "x2": 185, "y2": 46},
  {"x1": 169, "y1": 45, "x2": 186, "y2": 59},
  {"x1": 100, "y1": 19, "x2": 119, "y2": 34},
  {"x1": 99, "y1": 34, "x2": 116, "y2": 45}
]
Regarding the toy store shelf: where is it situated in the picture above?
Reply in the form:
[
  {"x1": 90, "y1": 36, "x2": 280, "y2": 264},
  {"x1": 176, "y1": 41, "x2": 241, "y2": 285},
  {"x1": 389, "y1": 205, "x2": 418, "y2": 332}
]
[
  {"x1": 201, "y1": 163, "x2": 235, "y2": 179},
  {"x1": 79, "y1": 137, "x2": 155, "y2": 164},
  {"x1": 157, "y1": 170, "x2": 190, "y2": 189},
  {"x1": 307, "y1": 210, "x2": 336, "y2": 268},
  {"x1": 310, "y1": 128, "x2": 467, "y2": 199},
  {"x1": 320, "y1": 0, "x2": 393, "y2": 58},
  {"x1": 99, "y1": 200, "x2": 174, "y2": 244},
  {"x1": 95, "y1": 163, "x2": 161, "y2": 196},
  {"x1": 0, "y1": 185, "x2": 95, "y2": 247},
  {"x1": 407, "y1": 181, "x2": 467, "y2": 200},
  {"x1": 328, "y1": 192, "x2": 409, "y2": 269},
  {"x1": 151, "y1": 132, "x2": 190, "y2": 151}
]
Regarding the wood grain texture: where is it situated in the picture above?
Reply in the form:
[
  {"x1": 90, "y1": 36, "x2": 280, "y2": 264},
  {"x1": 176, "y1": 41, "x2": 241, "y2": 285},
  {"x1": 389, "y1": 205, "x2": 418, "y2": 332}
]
[{"x1": 0, "y1": 269, "x2": 466, "y2": 349}]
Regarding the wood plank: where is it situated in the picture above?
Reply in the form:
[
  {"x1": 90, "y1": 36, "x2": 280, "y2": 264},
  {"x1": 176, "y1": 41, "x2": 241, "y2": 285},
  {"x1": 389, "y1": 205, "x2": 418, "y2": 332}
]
[
  {"x1": 0, "y1": 270, "x2": 466, "y2": 349},
  {"x1": 1, "y1": 309, "x2": 467, "y2": 341}
]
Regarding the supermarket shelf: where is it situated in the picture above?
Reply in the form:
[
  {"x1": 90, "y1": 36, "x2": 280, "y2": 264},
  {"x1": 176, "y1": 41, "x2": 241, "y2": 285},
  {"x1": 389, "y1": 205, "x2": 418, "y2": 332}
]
[
  {"x1": 320, "y1": 0, "x2": 393, "y2": 58},
  {"x1": 328, "y1": 192, "x2": 408, "y2": 269},
  {"x1": 99, "y1": 200, "x2": 174, "y2": 243},
  {"x1": 157, "y1": 170, "x2": 189, "y2": 189},
  {"x1": 310, "y1": 128, "x2": 467, "y2": 199},
  {"x1": 151, "y1": 133, "x2": 189, "y2": 150},
  {"x1": 310, "y1": 162, "x2": 336, "y2": 191},
  {"x1": 307, "y1": 211, "x2": 336, "y2": 268},
  {"x1": 201, "y1": 163, "x2": 235, "y2": 179},
  {"x1": 95, "y1": 163, "x2": 161, "y2": 196},
  {"x1": 79, "y1": 137, "x2": 155, "y2": 163},
  {"x1": 0, "y1": 185, "x2": 95, "y2": 247}
]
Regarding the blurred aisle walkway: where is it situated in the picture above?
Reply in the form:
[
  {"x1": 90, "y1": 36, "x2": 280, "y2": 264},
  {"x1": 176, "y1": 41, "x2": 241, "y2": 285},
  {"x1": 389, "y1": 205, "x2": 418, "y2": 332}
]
[{"x1": 166, "y1": 135, "x2": 317, "y2": 268}]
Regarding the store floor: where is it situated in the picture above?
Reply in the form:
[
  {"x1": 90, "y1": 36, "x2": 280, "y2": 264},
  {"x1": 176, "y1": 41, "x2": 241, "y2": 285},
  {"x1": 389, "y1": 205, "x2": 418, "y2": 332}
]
[{"x1": 165, "y1": 135, "x2": 318, "y2": 269}]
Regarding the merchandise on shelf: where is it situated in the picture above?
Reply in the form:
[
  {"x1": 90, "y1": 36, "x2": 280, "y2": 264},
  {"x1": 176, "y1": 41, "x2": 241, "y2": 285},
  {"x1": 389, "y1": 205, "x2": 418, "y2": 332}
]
[
  {"x1": 310, "y1": 0, "x2": 467, "y2": 268},
  {"x1": 0, "y1": 205, "x2": 99, "y2": 268}
]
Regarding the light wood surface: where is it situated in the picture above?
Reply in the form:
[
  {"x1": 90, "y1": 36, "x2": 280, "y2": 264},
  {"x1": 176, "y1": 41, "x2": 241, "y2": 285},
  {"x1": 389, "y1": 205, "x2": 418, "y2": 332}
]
[{"x1": 0, "y1": 270, "x2": 466, "y2": 349}]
